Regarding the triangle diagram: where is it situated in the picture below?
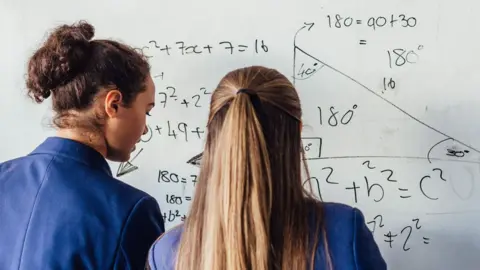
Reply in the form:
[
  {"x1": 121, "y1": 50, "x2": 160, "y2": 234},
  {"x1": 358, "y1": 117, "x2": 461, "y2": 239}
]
[
  {"x1": 291, "y1": 24, "x2": 480, "y2": 209},
  {"x1": 292, "y1": 29, "x2": 480, "y2": 163},
  {"x1": 186, "y1": 23, "x2": 480, "y2": 172}
]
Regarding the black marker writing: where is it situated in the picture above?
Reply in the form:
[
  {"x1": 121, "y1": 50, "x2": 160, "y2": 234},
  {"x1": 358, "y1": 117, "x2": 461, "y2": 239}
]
[
  {"x1": 401, "y1": 226, "x2": 413, "y2": 251},
  {"x1": 345, "y1": 182, "x2": 360, "y2": 203},
  {"x1": 318, "y1": 105, "x2": 358, "y2": 127},
  {"x1": 326, "y1": 14, "x2": 417, "y2": 30},
  {"x1": 367, "y1": 214, "x2": 385, "y2": 233},
  {"x1": 370, "y1": 216, "x2": 431, "y2": 251},
  {"x1": 158, "y1": 170, "x2": 198, "y2": 186},
  {"x1": 162, "y1": 210, "x2": 186, "y2": 223},
  {"x1": 323, "y1": 167, "x2": 338, "y2": 184},
  {"x1": 364, "y1": 176, "x2": 385, "y2": 202},
  {"x1": 380, "y1": 169, "x2": 397, "y2": 182},
  {"x1": 141, "y1": 39, "x2": 269, "y2": 57},
  {"x1": 420, "y1": 168, "x2": 447, "y2": 200},
  {"x1": 384, "y1": 231, "x2": 397, "y2": 248},
  {"x1": 387, "y1": 46, "x2": 423, "y2": 68}
]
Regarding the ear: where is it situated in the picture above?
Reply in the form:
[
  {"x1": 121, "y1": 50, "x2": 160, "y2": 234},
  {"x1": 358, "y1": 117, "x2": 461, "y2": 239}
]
[
  {"x1": 299, "y1": 121, "x2": 303, "y2": 132},
  {"x1": 104, "y1": 90, "x2": 123, "y2": 118}
]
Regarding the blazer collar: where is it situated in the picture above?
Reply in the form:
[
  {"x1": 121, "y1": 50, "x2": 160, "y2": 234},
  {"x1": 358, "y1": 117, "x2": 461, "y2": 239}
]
[{"x1": 29, "y1": 136, "x2": 112, "y2": 177}]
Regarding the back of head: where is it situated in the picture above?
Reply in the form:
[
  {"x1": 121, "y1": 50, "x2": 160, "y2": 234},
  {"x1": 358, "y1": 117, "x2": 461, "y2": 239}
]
[
  {"x1": 176, "y1": 66, "x2": 326, "y2": 270},
  {"x1": 26, "y1": 20, "x2": 150, "y2": 130},
  {"x1": 25, "y1": 21, "x2": 153, "y2": 162}
]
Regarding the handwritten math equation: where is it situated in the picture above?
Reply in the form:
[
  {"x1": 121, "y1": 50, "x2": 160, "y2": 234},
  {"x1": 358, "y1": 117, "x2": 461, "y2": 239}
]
[
  {"x1": 155, "y1": 164, "x2": 436, "y2": 254},
  {"x1": 141, "y1": 122, "x2": 205, "y2": 143},
  {"x1": 323, "y1": 13, "x2": 418, "y2": 48},
  {"x1": 158, "y1": 169, "x2": 198, "y2": 223},
  {"x1": 326, "y1": 14, "x2": 417, "y2": 31},
  {"x1": 111, "y1": 16, "x2": 480, "y2": 263},
  {"x1": 367, "y1": 215, "x2": 430, "y2": 252},
  {"x1": 134, "y1": 39, "x2": 269, "y2": 58},
  {"x1": 157, "y1": 85, "x2": 212, "y2": 109},
  {"x1": 303, "y1": 160, "x2": 449, "y2": 204}
]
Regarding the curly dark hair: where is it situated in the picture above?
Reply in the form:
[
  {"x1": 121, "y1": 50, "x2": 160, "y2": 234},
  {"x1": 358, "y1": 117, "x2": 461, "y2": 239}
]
[{"x1": 26, "y1": 20, "x2": 150, "y2": 129}]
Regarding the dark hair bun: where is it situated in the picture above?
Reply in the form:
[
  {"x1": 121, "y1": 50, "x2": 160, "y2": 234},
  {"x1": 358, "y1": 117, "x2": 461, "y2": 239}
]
[{"x1": 26, "y1": 21, "x2": 95, "y2": 102}]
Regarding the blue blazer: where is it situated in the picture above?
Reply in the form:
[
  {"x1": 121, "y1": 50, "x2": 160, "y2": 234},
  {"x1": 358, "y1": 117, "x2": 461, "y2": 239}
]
[
  {"x1": 147, "y1": 202, "x2": 387, "y2": 270},
  {"x1": 0, "y1": 137, "x2": 165, "y2": 269}
]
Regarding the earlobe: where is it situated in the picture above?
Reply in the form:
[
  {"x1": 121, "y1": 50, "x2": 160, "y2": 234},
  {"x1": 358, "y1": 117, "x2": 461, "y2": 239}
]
[{"x1": 104, "y1": 90, "x2": 123, "y2": 118}]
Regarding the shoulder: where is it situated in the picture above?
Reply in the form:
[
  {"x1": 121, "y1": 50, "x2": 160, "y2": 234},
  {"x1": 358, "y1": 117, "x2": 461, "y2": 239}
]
[
  {"x1": 316, "y1": 201, "x2": 371, "y2": 242},
  {"x1": 314, "y1": 202, "x2": 387, "y2": 270},
  {"x1": 3, "y1": 149, "x2": 160, "y2": 229},
  {"x1": 122, "y1": 195, "x2": 164, "y2": 229},
  {"x1": 312, "y1": 202, "x2": 360, "y2": 246},
  {"x1": 321, "y1": 201, "x2": 358, "y2": 215},
  {"x1": 0, "y1": 154, "x2": 54, "y2": 178},
  {"x1": 321, "y1": 202, "x2": 364, "y2": 226},
  {"x1": 147, "y1": 225, "x2": 184, "y2": 270},
  {"x1": 103, "y1": 174, "x2": 153, "y2": 202}
]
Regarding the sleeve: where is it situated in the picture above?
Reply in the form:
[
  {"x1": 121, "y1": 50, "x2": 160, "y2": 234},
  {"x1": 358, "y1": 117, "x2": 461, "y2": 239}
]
[
  {"x1": 146, "y1": 225, "x2": 184, "y2": 270},
  {"x1": 353, "y1": 208, "x2": 388, "y2": 270},
  {"x1": 146, "y1": 240, "x2": 160, "y2": 270},
  {"x1": 113, "y1": 196, "x2": 165, "y2": 270}
]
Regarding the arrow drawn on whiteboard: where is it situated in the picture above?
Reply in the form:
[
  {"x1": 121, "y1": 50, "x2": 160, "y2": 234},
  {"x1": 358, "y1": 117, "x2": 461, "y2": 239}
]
[
  {"x1": 186, "y1": 152, "x2": 203, "y2": 167},
  {"x1": 293, "y1": 22, "x2": 319, "y2": 84},
  {"x1": 116, "y1": 148, "x2": 144, "y2": 177},
  {"x1": 116, "y1": 125, "x2": 153, "y2": 177}
]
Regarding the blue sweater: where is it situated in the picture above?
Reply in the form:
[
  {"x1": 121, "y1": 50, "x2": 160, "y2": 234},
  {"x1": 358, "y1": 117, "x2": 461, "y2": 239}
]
[
  {"x1": 0, "y1": 137, "x2": 165, "y2": 269},
  {"x1": 147, "y1": 202, "x2": 387, "y2": 270}
]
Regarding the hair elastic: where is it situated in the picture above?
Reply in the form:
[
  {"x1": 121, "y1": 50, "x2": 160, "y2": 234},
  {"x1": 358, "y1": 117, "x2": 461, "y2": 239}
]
[
  {"x1": 235, "y1": 88, "x2": 269, "y2": 140},
  {"x1": 236, "y1": 88, "x2": 256, "y2": 95}
]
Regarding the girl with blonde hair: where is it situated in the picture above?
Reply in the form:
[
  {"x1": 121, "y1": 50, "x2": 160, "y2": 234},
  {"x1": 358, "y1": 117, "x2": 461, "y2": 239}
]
[{"x1": 147, "y1": 66, "x2": 386, "y2": 270}]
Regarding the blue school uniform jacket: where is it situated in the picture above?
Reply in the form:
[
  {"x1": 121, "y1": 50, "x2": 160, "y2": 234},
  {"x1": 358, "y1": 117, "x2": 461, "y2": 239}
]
[
  {"x1": 147, "y1": 202, "x2": 387, "y2": 270},
  {"x1": 0, "y1": 137, "x2": 165, "y2": 269}
]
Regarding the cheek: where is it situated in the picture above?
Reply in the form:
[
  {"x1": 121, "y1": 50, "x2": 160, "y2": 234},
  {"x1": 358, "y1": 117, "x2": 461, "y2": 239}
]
[
  {"x1": 132, "y1": 111, "x2": 146, "y2": 135},
  {"x1": 117, "y1": 110, "x2": 146, "y2": 143}
]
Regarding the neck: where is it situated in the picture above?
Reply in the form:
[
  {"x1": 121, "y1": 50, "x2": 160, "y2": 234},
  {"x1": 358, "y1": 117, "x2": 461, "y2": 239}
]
[{"x1": 56, "y1": 129, "x2": 107, "y2": 157}]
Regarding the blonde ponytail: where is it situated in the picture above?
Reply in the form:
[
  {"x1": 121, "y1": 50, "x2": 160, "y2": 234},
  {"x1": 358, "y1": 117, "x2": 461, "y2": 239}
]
[
  {"x1": 176, "y1": 91, "x2": 273, "y2": 270},
  {"x1": 175, "y1": 66, "x2": 329, "y2": 270},
  {"x1": 211, "y1": 91, "x2": 272, "y2": 269}
]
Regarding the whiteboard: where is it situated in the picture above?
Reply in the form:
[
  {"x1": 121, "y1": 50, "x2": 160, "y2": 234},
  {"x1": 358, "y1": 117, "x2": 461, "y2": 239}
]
[{"x1": 1, "y1": 0, "x2": 480, "y2": 269}]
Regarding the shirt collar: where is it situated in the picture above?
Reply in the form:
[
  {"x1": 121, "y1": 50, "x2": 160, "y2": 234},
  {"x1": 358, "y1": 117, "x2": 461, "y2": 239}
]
[{"x1": 29, "y1": 136, "x2": 112, "y2": 177}]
